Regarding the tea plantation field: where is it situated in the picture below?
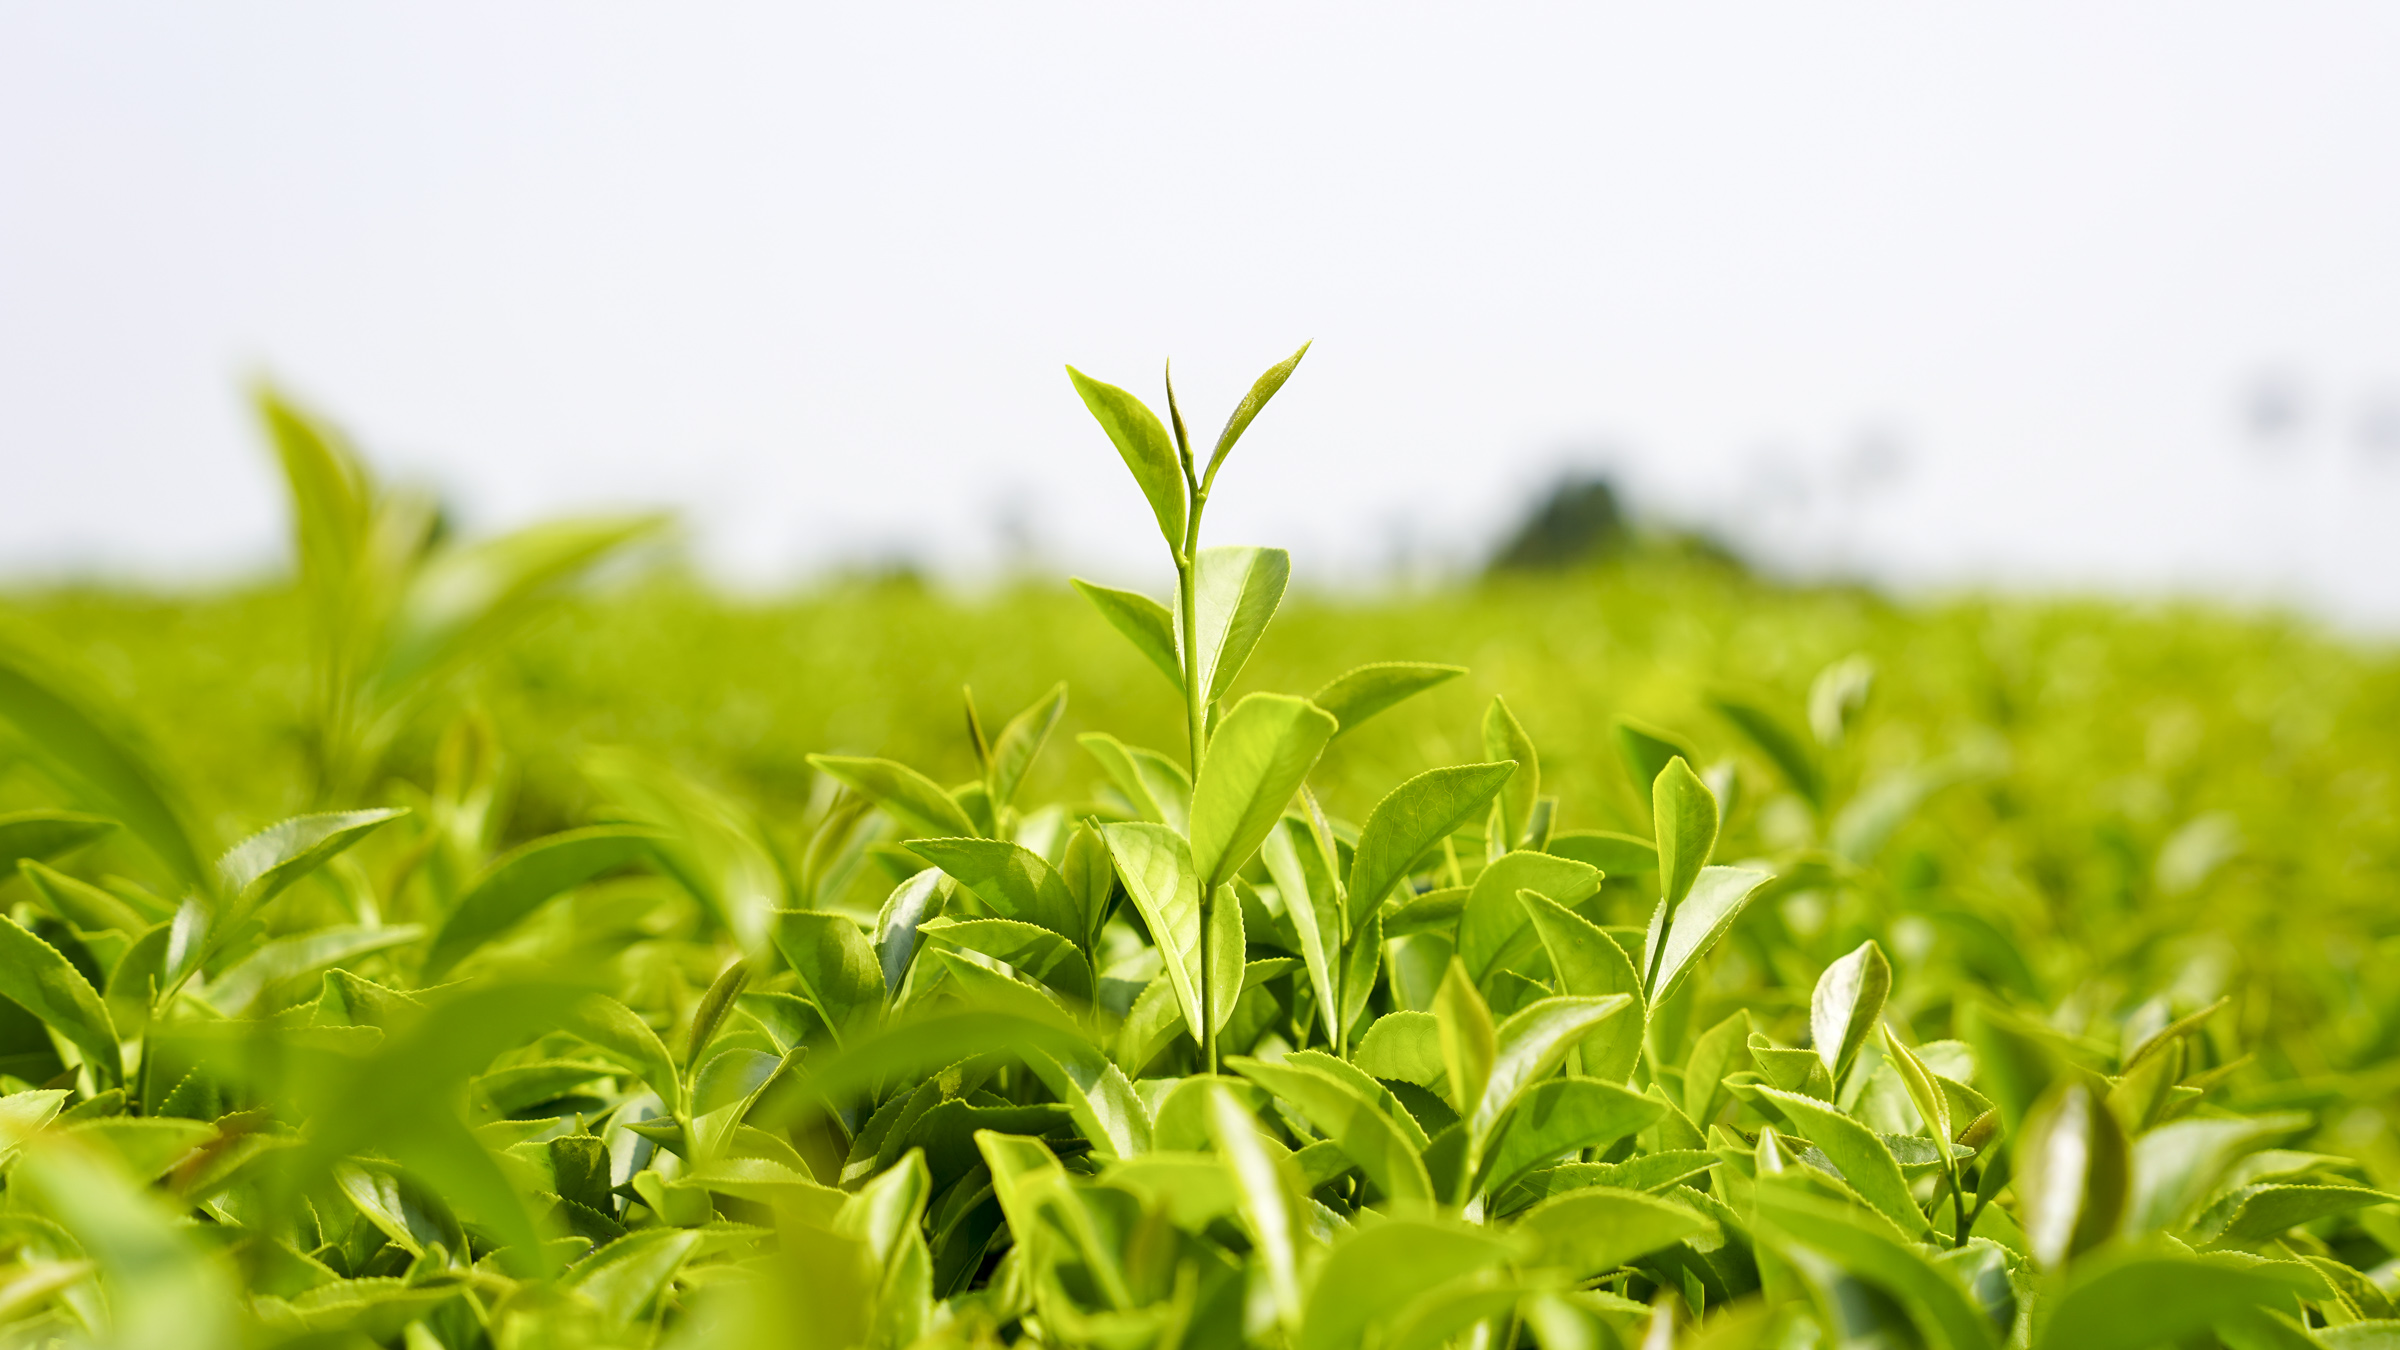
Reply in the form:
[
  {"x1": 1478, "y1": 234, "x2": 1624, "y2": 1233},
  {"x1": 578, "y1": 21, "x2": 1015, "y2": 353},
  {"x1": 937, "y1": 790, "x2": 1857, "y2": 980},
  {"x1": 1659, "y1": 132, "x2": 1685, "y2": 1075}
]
[{"x1": 1, "y1": 374, "x2": 2398, "y2": 1349}]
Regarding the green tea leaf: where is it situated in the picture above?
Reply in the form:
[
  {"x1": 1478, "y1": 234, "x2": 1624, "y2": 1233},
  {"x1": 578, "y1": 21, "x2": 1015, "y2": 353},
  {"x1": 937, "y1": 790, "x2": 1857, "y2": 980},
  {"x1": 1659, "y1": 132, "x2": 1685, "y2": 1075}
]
[
  {"x1": 423, "y1": 824, "x2": 657, "y2": 977},
  {"x1": 1072, "y1": 579, "x2": 1185, "y2": 690},
  {"x1": 1471, "y1": 995, "x2": 1638, "y2": 1164},
  {"x1": 1434, "y1": 960, "x2": 1497, "y2": 1117},
  {"x1": 219, "y1": 808, "x2": 407, "y2": 918},
  {"x1": 1753, "y1": 1178, "x2": 1999, "y2": 1350},
  {"x1": 1518, "y1": 1186, "x2": 1711, "y2": 1280},
  {"x1": 1478, "y1": 1077, "x2": 1663, "y2": 1198},
  {"x1": 1644, "y1": 866, "x2": 1772, "y2": 1008},
  {"x1": 873, "y1": 867, "x2": 949, "y2": 998},
  {"x1": 0, "y1": 810, "x2": 114, "y2": 870},
  {"x1": 2126, "y1": 1112, "x2": 2308, "y2": 1236},
  {"x1": 1354, "y1": 1010, "x2": 1447, "y2": 1094},
  {"x1": 1232, "y1": 1057, "x2": 1433, "y2": 1204},
  {"x1": 1738, "y1": 1082, "x2": 1933, "y2": 1239},
  {"x1": 1102, "y1": 823, "x2": 1206, "y2": 1048},
  {"x1": 1613, "y1": 717, "x2": 1698, "y2": 806},
  {"x1": 1811, "y1": 940, "x2": 1892, "y2": 1084},
  {"x1": 1651, "y1": 756, "x2": 1718, "y2": 917},
  {"x1": 1312, "y1": 662, "x2": 1466, "y2": 739},
  {"x1": 777, "y1": 911, "x2": 890, "y2": 1033},
  {"x1": 1190, "y1": 693, "x2": 1335, "y2": 893},
  {"x1": 1456, "y1": 851, "x2": 1598, "y2": 984},
  {"x1": 1296, "y1": 1218, "x2": 1515, "y2": 1350},
  {"x1": 1518, "y1": 891, "x2": 1647, "y2": 1081},
  {"x1": 810, "y1": 755, "x2": 979, "y2": 839},
  {"x1": 904, "y1": 837, "x2": 1084, "y2": 944},
  {"x1": 0, "y1": 914, "x2": 120, "y2": 1087},
  {"x1": 19, "y1": 858, "x2": 152, "y2": 935},
  {"x1": 1191, "y1": 546, "x2": 1291, "y2": 705},
  {"x1": 1067, "y1": 365, "x2": 1188, "y2": 551},
  {"x1": 1347, "y1": 762, "x2": 1516, "y2": 923},
  {"x1": 1546, "y1": 829, "x2": 1659, "y2": 875},
  {"x1": 1079, "y1": 732, "x2": 1193, "y2": 833},
  {"x1": 0, "y1": 630, "x2": 210, "y2": 890},
  {"x1": 2217, "y1": 1184, "x2": 2400, "y2": 1243},
  {"x1": 2017, "y1": 1080, "x2": 2130, "y2": 1268},
  {"x1": 1482, "y1": 697, "x2": 1541, "y2": 851},
  {"x1": 1209, "y1": 1083, "x2": 1302, "y2": 1329},
  {"x1": 1203, "y1": 342, "x2": 1310, "y2": 488},
  {"x1": 1022, "y1": 1039, "x2": 1153, "y2": 1159},
  {"x1": 2033, "y1": 1250, "x2": 2297, "y2": 1350},
  {"x1": 1261, "y1": 818, "x2": 1343, "y2": 1048},
  {"x1": 987, "y1": 682, "x2": 1067, "y2": 809},
  {"x1": 1710, "y1": 692, "x2": 1826, "y2": 811}
]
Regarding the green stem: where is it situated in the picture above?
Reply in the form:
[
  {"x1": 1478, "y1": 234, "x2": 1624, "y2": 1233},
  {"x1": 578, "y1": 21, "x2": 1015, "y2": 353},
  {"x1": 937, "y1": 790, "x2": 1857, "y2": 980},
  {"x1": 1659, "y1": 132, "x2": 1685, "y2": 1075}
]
[{"x1": 1178, "y1": 488, "x2": 1213, "y2": 1073}]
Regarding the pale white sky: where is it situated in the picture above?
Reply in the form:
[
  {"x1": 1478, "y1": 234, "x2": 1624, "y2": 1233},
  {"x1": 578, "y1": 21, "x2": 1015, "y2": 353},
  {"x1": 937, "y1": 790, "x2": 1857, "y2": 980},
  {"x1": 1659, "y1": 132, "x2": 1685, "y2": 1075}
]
[{"x1": 5, "y1": 5, "x2": 2400, "y2": 623}]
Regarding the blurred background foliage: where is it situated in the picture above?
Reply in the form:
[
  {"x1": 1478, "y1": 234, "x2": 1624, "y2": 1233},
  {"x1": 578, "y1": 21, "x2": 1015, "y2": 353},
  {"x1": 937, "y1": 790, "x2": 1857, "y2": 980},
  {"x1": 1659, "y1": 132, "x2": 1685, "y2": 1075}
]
[{"x1": 8, "y1": 542, "x2": 2397, "y2": 1098}]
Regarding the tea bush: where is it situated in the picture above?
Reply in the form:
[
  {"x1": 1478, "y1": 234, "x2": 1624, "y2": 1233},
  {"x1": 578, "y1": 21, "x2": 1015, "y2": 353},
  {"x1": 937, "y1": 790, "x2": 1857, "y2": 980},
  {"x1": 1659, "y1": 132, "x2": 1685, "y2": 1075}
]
[{"x1": 0, "y1": 352, "x2": 2396, "y2": 1348}]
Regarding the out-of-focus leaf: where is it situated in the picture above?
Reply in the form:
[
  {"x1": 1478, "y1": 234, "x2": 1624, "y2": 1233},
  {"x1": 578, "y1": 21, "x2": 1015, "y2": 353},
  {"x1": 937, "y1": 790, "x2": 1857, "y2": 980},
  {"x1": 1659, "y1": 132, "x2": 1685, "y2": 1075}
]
[
  {"x1": 1754, "y1": 1179, "x2": 1998, "y2": 1350},
  {"x1": 2126, "y1": 1112, "x2": 2309, "y2": 1236},
  {"x1": 986, "y1": 683, "x2": 1066, "y2": 809},
  {"x1": 2033, "y1": 1249, "x2": 2298, "y2": 1350},
  {"x1": 0, "y1": 631, "x2": 209, "y2": 889},
  {"x1": 1210, "y1": 1084, "x2": 1302, "y2": 1330},
  {"x1": 14, "y1": 1134, "x2": 239, "y2": 1349},
  {"x1": 1296, "y1": 1217, "x2": 1515, "y2": 1350},
  {"x1": 1710, "y1": 692, "x2": 1826, "y2": 811},
  {"x1": 0, "y1": 811, "x2": 114, "y2": 870},
  {"x1": 0, "y1": 914, "x2": 120, "y2": 1087},
  {"x1": 18, "y1": 859, "x2": 152, "y2": 936},
  {"x1": 423, "y1": 824, "x2": 657, "y2": 977},
  {"x1": 202, "y1": 923, "x2": 423, "y2": 1017},
  {"x1": 1612, "y1": 717, "x2": 1698, "y2": 806},
  {"x1": 2017, "y1": 1080, "x2": 2130, "y2": 1268},
  {"x1": 375, "y1": 513, "x2": 668, "y2": 698}
]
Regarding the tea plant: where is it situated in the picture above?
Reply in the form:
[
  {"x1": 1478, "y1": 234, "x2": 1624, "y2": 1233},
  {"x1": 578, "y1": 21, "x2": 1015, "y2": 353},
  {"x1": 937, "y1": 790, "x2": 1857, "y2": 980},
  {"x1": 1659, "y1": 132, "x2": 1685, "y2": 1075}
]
[{"x1": 0, "y1": 355, "x2": 2392, "y2": 1349}]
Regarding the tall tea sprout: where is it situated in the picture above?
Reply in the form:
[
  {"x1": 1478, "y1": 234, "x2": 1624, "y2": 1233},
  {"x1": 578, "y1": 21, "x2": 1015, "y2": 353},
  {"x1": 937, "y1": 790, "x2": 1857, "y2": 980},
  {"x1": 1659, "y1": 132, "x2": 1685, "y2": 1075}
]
[
  {"x1": 1066, "y1": 346, "x2": 1309, "y2": 769},
  {"x1": 1067, "y1": 347, "x2": 1326, "y2": 1070}
]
